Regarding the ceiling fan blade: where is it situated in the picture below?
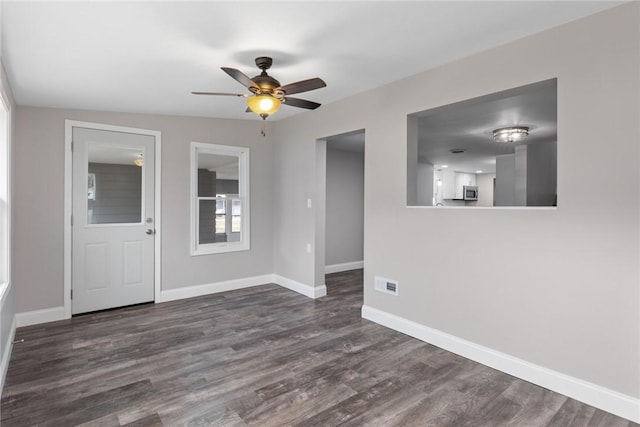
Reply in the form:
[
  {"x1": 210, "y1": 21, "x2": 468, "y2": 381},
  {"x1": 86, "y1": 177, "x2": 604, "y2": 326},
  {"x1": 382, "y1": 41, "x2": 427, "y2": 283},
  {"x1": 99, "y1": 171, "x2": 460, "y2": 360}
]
[
  {"x1": 221, "y1": 67, "x2": 259, "y2": 91},
  {"x1": 191, "y1": 91, "x2": 247, "y2": 97},
  {"x1": 278, "y1": 78, "x2": 326, "y2": 95},
  {"x1": 283, "y1": 97, "x2": 321, "y2": 110}
]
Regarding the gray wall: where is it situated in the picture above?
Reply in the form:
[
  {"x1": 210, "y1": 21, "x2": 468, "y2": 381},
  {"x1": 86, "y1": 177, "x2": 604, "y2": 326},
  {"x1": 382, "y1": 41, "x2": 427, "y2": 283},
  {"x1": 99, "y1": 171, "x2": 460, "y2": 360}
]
[
  {"x1": 325, "y1": 147, "x2": 364, "y2": 267},
  {"x1": 497, "y1": 142, "x2": 558, "y2": 207},
  {"x1": 273, "y1": 3, "x2": 639, "y2": 399},
  {"x1": 475, "y1": 173, "x2": 495, "y2": 207},
  {"x1": 514, "y1": 145, "x2": 528, "y2": 206},
  {"x1": 416, "y1": 162, "x2": 434, "y2": 206},
  {"x1": 216, "y1": 179, "x2": 238, "y2": 194},
  {"x1": 527, "y1": 141, "x2": 557, "y2": 206},
  {"x1": 495, "y1": 154, "x2": 516, "y2": 206},
  {"x1": 13, "y1": 109, "x2": 274, "y2": 312}
]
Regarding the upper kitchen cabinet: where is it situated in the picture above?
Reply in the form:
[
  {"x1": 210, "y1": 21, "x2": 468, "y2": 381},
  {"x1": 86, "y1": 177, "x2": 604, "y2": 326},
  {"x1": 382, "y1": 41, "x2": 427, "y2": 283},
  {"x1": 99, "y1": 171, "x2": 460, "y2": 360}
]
[{"x1": 407, "y1": 78, "x2": 557, "y2": 208}]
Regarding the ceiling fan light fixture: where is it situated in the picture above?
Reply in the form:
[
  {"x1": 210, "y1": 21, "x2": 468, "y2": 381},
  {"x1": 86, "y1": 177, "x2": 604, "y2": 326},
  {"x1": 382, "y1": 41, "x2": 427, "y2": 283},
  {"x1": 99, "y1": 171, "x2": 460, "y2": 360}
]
[
  {"x1": 493, "y1": 126, "x2": 529, "y2": 143},
  {"x1": 247, "y1": 94, "x2": 281, "y2": 119},
  {"x1": 194, "y1": 57, "x2": 325, "y2": 121}
]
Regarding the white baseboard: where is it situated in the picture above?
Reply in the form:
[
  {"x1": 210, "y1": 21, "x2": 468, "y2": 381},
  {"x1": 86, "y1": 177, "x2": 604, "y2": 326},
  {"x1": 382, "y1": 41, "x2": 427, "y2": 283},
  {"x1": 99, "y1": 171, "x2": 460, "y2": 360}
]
[
  {"x1": 325, "y1": 261, "x2": 364, "y2": 274},
  {"x1": 159, "y1": 274, "x2": 274, "y2": 303},
  {"x1": 273, "y1": 275, "x2": 326, "y2": 299},
  {"x1": 361, "y1": 305, "x2": 640, "y2": 424},
  {"x1": 161, "y1": 274, "x2": 326, "y2": 302},
  {"x1": 16, "y1": 306, "x2": 66, "y2": 327},
  {"x1": 0, "y1": 315, "x2": 16, "y2": 393},
  {"x1": 14, "y1": 274, "x2": 324, "y2": 325}
]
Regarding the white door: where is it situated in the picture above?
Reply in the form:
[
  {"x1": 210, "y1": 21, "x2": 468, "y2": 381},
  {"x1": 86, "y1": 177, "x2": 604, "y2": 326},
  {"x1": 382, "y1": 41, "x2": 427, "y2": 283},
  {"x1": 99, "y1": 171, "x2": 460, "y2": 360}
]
[{"x1": 72, "y1": 127, "x2": 155, "y2": 314}]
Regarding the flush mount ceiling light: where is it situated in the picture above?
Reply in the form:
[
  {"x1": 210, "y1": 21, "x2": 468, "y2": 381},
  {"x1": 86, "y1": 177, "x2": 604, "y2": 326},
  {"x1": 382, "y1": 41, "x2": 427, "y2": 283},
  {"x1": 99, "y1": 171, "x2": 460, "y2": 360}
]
[{"x1": 493, "y1": 126, "x2": 529, "y2": 143}]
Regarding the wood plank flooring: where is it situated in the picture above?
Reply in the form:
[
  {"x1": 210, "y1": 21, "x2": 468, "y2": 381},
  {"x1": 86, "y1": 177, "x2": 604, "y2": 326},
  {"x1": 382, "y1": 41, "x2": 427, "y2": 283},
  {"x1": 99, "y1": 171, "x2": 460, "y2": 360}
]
[{"x1": 1, "y1": 270, "x2": 637, "y2": 426}]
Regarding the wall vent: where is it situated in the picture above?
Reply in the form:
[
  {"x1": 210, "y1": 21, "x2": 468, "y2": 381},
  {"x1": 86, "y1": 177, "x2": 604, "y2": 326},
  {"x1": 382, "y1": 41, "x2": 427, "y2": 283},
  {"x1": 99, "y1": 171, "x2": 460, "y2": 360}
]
[{"x1": 375, "y1": 276, "x2": 399, "y2": 296}]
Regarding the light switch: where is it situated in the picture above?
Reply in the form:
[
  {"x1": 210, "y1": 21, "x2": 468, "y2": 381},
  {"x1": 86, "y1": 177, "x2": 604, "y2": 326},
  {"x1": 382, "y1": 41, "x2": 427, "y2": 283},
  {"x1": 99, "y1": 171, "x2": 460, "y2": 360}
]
[{"x1": 307, "y1": 198, "x2": 312, "y2": 209}]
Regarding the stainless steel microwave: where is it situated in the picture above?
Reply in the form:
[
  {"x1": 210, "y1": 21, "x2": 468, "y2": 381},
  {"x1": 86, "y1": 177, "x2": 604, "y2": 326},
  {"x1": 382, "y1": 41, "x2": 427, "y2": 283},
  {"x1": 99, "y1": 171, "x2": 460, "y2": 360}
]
[{"x1": 463, "y1": 185, "x2": 478, "y2": 201}]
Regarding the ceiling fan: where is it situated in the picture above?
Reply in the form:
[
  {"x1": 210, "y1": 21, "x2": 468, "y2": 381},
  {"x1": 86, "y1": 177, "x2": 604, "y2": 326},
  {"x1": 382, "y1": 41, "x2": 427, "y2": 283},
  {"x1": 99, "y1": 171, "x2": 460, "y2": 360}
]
[{"x1": 192, "y1": 56, "x2": 327, "y2": 120}]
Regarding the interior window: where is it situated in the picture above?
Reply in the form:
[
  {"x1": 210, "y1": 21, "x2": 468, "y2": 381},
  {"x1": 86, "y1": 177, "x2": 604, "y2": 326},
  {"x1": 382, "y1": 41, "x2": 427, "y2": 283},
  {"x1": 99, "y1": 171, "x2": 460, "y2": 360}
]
[
  {"x1": 407, "y1": 78, "x2": 557, "y2": 208},
  {"x1": 191, "y1": 142, "x2": 249, "y2": 255}
]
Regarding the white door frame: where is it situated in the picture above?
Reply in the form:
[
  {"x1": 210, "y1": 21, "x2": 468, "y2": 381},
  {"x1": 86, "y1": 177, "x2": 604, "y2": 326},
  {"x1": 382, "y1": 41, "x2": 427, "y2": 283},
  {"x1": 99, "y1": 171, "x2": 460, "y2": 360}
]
[{"x1": 64, "y1": 120, "x2": 162, "y2": 318}]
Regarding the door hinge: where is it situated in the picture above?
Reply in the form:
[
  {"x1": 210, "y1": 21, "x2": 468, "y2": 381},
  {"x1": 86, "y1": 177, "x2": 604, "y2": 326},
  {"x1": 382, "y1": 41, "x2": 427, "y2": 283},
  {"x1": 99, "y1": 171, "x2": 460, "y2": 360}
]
[
  {"x1": 70, "y1": 141, "x2": 74, "y2": 152},
  {"x1": 71, "y1": 215, "x2": 73, "y2": 226},
  {"x1": 70, "y1": 289, "x2": 73, "y2": 300}
]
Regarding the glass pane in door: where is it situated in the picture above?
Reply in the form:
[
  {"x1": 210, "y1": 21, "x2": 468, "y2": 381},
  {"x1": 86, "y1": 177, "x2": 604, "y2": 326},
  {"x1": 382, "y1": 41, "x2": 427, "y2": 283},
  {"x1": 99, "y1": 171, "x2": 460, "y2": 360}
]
[{"x1": 87, "y1": 144, "x2": 144, "y2": 224}]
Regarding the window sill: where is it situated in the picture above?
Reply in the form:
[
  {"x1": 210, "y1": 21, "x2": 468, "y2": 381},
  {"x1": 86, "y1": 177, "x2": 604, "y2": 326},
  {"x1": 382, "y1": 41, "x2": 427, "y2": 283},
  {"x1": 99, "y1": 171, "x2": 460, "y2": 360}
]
[{"x1": 191, "y1": 243, "x2": 250, "y2": 257}]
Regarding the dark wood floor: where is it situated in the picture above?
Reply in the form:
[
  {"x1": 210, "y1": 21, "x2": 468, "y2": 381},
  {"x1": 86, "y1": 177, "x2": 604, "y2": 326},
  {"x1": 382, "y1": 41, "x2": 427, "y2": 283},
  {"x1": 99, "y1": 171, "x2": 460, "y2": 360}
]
[{"x1": 1, "y1": 270, "x2": 637, "y2": 426}]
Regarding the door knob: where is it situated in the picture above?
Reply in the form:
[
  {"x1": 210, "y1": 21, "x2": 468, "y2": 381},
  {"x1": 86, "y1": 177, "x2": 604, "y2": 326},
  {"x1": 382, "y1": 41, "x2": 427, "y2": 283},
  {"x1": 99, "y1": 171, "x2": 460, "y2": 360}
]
[{"x1": 146, "y1": 229, "x2": 155, "y2": 235}]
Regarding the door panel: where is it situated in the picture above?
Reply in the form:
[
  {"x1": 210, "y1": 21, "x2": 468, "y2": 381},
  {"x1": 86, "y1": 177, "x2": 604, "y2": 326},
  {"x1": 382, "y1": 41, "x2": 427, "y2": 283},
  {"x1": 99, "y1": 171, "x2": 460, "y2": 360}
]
[
  {"x1": 72, "y1": 127, "x2": 155, "y2": 314},
  {"x1": 85, "y1": 242, "x2": 109, "y2": 291},
  {"x1": 123, "y1": 240, "x2": 143, "y2": 285}
]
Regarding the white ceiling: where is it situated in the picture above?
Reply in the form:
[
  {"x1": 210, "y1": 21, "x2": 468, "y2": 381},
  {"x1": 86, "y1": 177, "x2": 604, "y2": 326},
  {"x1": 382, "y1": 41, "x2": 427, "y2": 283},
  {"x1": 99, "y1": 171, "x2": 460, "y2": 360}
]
[{"x1": 0, "y1": 1, "x2": 624, "y2": 121}]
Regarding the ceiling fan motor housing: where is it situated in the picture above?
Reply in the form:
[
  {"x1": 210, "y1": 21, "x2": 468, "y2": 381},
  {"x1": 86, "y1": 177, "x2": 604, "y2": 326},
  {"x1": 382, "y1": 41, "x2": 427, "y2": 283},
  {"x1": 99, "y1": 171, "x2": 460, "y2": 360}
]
[
  {"x1": 251, "y1": 74, "x2": 281, "y2": 95},
  {"x1": 250, "y1": 57, "x2": 281, "y2": 96}
]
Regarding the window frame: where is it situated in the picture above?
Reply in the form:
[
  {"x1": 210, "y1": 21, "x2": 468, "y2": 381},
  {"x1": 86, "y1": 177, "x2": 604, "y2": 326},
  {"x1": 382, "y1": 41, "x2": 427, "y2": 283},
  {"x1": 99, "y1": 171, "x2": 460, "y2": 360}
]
[
  {"x1": 0, "y1": 92, "x2": 9, "y2": 291},
  {"x1": 190, "y1": 142, "x2": 250, "y2": 256}
]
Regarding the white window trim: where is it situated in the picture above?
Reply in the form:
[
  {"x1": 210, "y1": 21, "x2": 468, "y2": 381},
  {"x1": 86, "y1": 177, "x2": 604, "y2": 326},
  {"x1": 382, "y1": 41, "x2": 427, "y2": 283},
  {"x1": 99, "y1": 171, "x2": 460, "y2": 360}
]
[
  {"x1": 190, "y1": 142, "x2": 250, "y2": 256},
  {"x1": 0, "y1": 88, "x2": 10, "y2": 295}
]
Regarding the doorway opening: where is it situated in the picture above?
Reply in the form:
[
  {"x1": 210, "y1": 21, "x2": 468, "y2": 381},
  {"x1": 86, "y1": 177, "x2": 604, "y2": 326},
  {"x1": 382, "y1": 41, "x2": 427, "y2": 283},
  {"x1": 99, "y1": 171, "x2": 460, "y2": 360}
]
[{"x1": 314, "y1": 129, "x2": 365, "y2": 298}]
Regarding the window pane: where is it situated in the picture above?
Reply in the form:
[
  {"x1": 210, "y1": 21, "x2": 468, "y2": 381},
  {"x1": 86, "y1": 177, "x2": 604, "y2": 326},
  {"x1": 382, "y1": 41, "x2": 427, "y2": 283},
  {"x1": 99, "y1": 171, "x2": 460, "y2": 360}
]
[
  {"x1": 231, "y1": 199, "x2": 241, "y2": 233},
  {"x1": 231, "y1": 216, "x2": 241, "y2": 233},
  {"x1": 87, "y1": 145, "x2": 143, "y2": 224},
  {"x1": 197, "y1": 153, "x2": 238, "y2": 197},
  {"x1": 192, "y1": 143, "x2": 249, "y2": 254},
  {"x1": 87, "y1": 173, "x2": 96, "y2": 200},
  {"x1": 0, "y1": 102, "x2": 7, "y2": 283},
  {"x1": 216, "y1": 199, "x2": 226, "y2": 214},
  {"x1": 231, "y1": 199, "x2": 241, "y2": 215},
  {"x1": 215, "y1": 214, "x2": 226, "y2": 235},
  {"x1": 198, "y1": 199, "x2": 217, "y2": 244}
]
